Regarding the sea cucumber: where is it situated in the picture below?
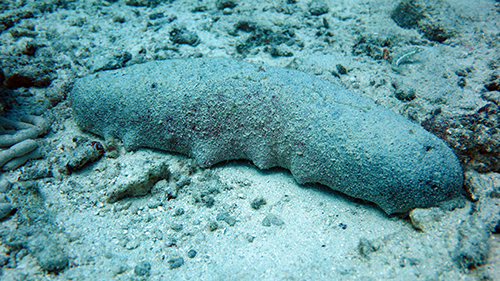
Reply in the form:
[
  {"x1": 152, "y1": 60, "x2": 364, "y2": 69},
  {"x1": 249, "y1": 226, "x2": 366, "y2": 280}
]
[{"x1": 70, "y1": 57, "x2": 463, "y2": 214}]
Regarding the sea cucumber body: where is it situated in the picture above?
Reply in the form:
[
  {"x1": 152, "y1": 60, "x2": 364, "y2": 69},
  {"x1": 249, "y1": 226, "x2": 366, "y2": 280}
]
[{"x1": 70, "y1": 57, "x2": 463, "y2": 214}]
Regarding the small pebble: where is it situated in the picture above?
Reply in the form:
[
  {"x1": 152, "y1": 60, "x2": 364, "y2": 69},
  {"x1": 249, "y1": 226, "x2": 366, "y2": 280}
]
[
  {"x1": 149, "y1": 12, "x2": 164, "y2": 20},
  {"x1": 174, "y1": 207, "x2": 185, "y2": 216},
  {"x1": 168, "y1": 257, "x2": 184, "y2": 269},
  {"x1": 147, "y1": 200, "x2": 162, "y2": 209},
  {"x1": 336, "y1": 64, "x2": 348, "y2": 75},
  {"x1": 250, "y1": 197, "x2": 267, "y2": 210},
  {"x1": 455, "y1": 69, "x2": 468, "y2": 77},
  {"x1": 458, "y1": 77, "x2": 467, "y2": 88},
  {"x1": 0, "y1": 193, "x2": 9, "y2": 203},
  {"x1": 114, "y1": 265, "x2": 128, "y2": 275},
  {"x1": 165, "y1": 241, "x2": 177, "y2": 248},
  {"x1": 125, "y1": 240, "x2": 140, "y2": 250},
  {"x1": 494, "y1": 221, "x2": 500, "y2": 234},
  {"x1": 15, "y1": 249, "x2": 28, "y2": 262},
  {"x1": 187, "y1": 249, "x2": 197, "y2": 258},
  {"x1": 0, "y1": 178, "x2": 12, "y2": 193},
  {"x1": 207, "y1": 221, "x2": 218, "y2": 232},
  {"x1": 18, "y1": 164, "x2": 52, "y2": 181},
  {"x1": 0, "y1": 255, "x2": 8, "y2": 267},
  {"x1": 170, "y1": 223, "x2": 183, "y2": 232},
  {"x1": 175, "y1": 175, "x2": 191, "y2": 188},
  {"x1": 203, "y1": 195, "x2": 215, "y2": 207}
]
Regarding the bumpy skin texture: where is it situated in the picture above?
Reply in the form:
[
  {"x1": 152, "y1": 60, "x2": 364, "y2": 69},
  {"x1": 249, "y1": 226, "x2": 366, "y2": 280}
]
[{"x1": 70, "y1": 57, "x2": 463, "y2": 214}]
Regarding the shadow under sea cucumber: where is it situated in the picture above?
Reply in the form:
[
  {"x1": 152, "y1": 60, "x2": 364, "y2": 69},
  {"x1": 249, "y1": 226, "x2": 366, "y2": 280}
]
[{"x1": 69, "y1": 57, "x2": 463, "y2": 215}]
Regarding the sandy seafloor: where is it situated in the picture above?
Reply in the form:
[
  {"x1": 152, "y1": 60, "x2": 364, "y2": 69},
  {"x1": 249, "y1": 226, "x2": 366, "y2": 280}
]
[{"x1": 0, "y1": 0, "x2": 500, "y2": 280}]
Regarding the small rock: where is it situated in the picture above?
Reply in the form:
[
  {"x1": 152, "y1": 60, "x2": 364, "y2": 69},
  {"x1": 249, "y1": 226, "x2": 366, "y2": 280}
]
[
  {"x1": 134, "y1": 261, "x2": 151, "y2": 276},
  {"x1": 358, "y1": 238, "x2": 382, "y2": 260},
  {"x1": 114, "y1": 264, "x2": 128, "y2": 275},
  {"x1": 482, "y1": 91, "x2": 500, "y2": 105},
  {"x1": 114, "y1": 201, "x2": 132, "y2": 212},
  {"x1": 125, "y1": 0, "x2": 162, "y2": 7},
  {"x1": 216, "y1": 0, "x2": 237, "y2": 10},
  {"x1": 22, "y1": 41, "x2": 40, "y2": 57},
  {"x1": 395, "y1": 89, "x2": 417, "y2": 102},
  {"x1": 262, "y1": 214, "x2": 284, "y2": 227},
  {"x1": 8, "y1": 28, "x2": 38, "y2": 38},
  {"x1": 65, "y1": 140, "x2": 104, "y2": 174},
  {"x1": 112, "y1": 15, "x2": 125, "y2": 23},
  {"x1": 267, "y1": 46, "x2": 293, "y2": 57},
  {"x1": 0, "y1": 193, "x2": 8, "y2": 203},
  {"x1": 105, "y1": 157, "x2": 169, "y2": 203},
  {"x1": 463, "y1": 170, "x2": 483, "y2": 202},
  {"x1": 18, "y1": 163, "x2": 53, "y2": 181},
  {"x1": 0, "y1": 203, "x2": 14, "y2": 220},
  {"x1": 399, "y1": 256, "x2": 420, "y2": 267},
  {"x1": 309, "y1": 1, "x2": 329, "y2": 16},
  {"x1": 235, "y1": 20, "x2": 257, "y2": 32},
  {"x1": 170, "y1": 27, "x2": 200, "y2": 46},
  {"x1": 175, "y1": 175, "x2": 191, "y2": 188},
  {"x1": 422, "y1": 25, "x2": 452, "y2": 43},
  {"x1": 4, "y1": 67, "x2": 53, "y2": 89},
  {"x1": 484, "y1": 82, "x2": 500, "y2": 92},
  {"x1": 494, "y1": 221, "x2": 500, "y2": 234},
  {"x1": 391, "y1": 1, "x2": 424, "y2": 29},
  {"x1": 216, "y1": 212, "x2": 237, "y2": 226},
  {"x1": 409, "y1": 207, "x2": 445, "y2": 231},
  {"x1": 453, "y1": 218, "x2": 489, "y2": 272},
  {"x1": 34, "y1": 244, "x2": 69, "y2": 273}
]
